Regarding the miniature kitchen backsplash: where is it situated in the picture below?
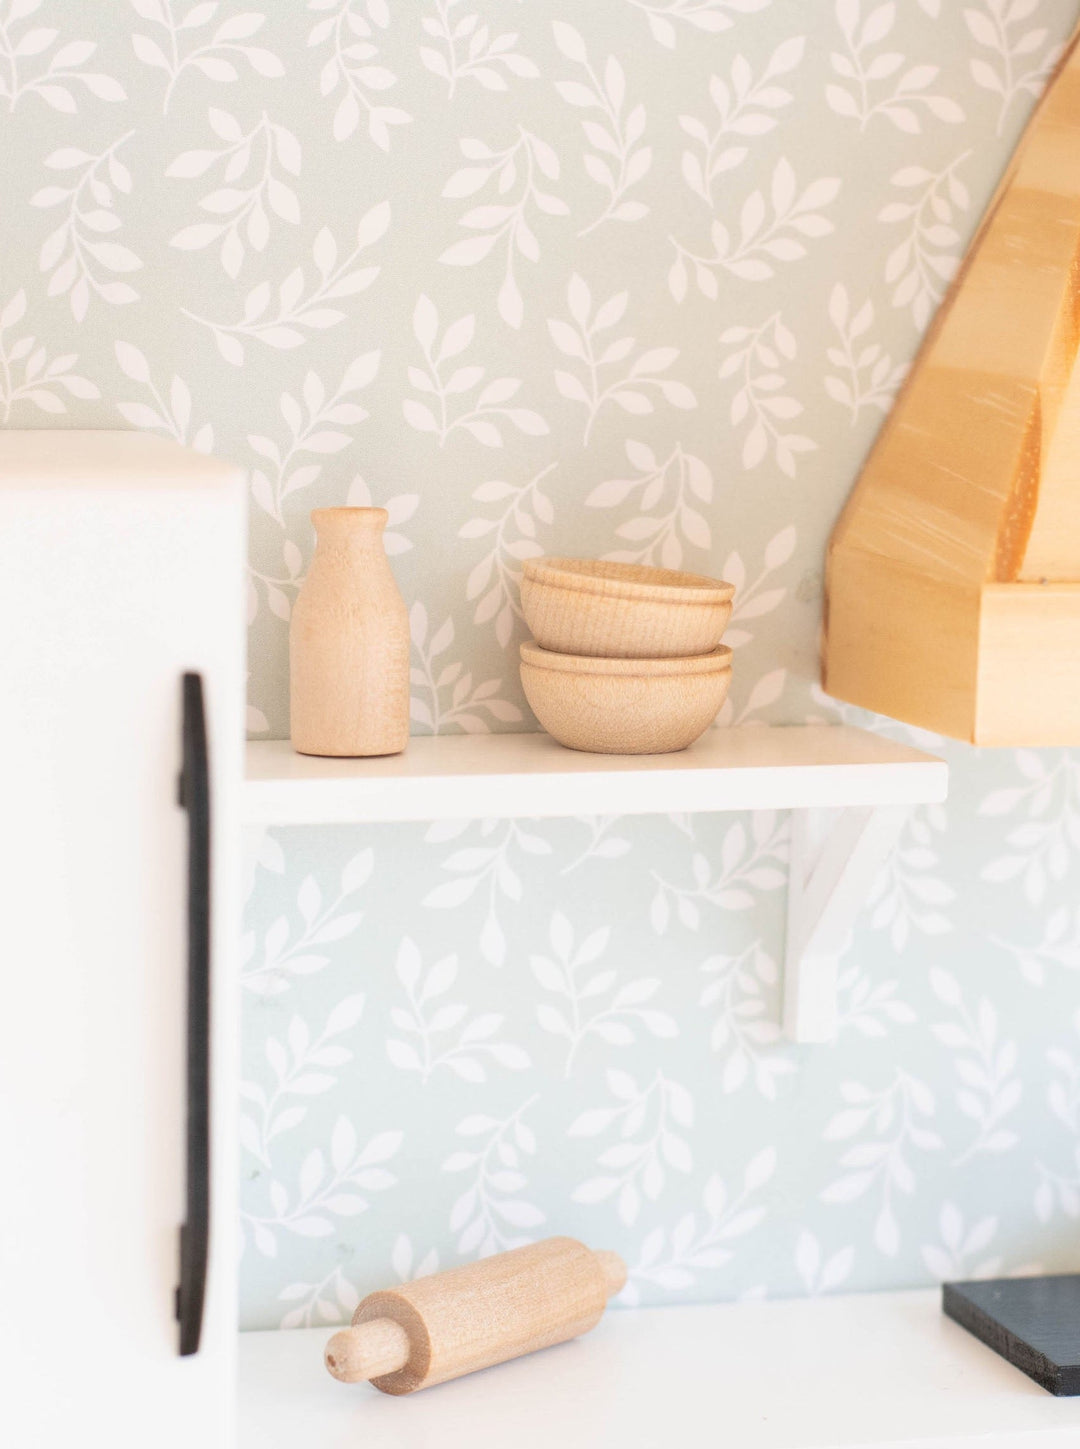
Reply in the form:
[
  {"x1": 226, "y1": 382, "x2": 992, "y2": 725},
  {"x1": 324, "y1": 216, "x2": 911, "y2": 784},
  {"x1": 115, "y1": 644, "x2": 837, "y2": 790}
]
[{"x1": 3, "y1": 0, "x2": 1080, "y2": 1330}]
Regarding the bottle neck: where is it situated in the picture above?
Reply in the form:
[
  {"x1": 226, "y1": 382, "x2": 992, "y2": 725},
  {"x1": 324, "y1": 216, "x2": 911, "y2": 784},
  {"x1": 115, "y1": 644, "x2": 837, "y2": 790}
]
[{"x1": 312, "y1": 508, "x2": 388, "y2": 558}]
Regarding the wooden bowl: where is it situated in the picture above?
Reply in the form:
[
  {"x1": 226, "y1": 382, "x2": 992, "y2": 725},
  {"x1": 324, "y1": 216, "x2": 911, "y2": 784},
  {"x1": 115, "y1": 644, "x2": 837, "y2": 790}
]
[
  {"x1": 519, "y1": 641, "x2": 732, "y2": 754},
  {"x1": 520, "y1": 557, "x2": 735, "y2": 659}
]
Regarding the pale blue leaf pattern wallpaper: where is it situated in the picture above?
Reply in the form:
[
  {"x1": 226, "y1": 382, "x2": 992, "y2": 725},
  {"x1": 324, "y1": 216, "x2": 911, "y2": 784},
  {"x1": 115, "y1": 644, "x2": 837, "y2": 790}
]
[{"x1": 2, "y1": 0, "x2": 1080, "y2": 1331}]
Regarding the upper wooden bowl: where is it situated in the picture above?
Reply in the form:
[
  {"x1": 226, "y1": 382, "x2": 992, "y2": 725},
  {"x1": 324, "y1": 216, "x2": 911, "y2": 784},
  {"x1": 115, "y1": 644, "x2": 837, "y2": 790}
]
[
  {"x1": 520, "y1": 641, "x2": 732, "y2": 755},
  {"x1": 520, "y1": 557, "x2": 735, "y2": 659}
]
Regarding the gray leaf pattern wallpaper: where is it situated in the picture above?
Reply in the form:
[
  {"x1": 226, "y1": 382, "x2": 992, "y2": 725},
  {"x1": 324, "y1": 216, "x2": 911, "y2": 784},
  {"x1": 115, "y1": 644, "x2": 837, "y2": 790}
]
[{"x1": 2, "y1": 0, "x2": 1080, "y2": 1331}]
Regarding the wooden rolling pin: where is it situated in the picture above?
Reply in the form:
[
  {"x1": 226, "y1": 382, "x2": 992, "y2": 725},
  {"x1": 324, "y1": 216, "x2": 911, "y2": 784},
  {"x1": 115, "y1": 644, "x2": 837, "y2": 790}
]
[{"x1": 324, "y1": 1237, "x2": 626, "y2": 1395}]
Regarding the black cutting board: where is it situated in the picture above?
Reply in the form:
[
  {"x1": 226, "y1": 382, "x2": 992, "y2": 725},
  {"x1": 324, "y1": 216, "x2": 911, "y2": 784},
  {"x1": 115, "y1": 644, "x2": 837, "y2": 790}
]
[{"x1": 944, "y1": 1274, "x2": 1080, "y2": 1396}]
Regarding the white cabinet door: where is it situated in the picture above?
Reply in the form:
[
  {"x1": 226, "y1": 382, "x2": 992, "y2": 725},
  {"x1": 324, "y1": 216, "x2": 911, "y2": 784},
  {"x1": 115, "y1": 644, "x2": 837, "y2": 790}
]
[{"x1": 0, "y1": 432, "x2": 245, "y2": 1448}]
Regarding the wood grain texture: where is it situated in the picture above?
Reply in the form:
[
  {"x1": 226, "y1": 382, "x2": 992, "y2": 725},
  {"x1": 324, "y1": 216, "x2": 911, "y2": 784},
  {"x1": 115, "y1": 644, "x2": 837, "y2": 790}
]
[
  {"x1": 1021, "y1": 352, "x2": 1080, "y2": 579},
  {"x1": 824, "y1": 550, "x2": 982, "y2": 741},
  {"x1": 324, "y1": 1238, "x2": 626, "y2": 1396},
  {"x1": 324, "y1": 1317, "x2": 410, "y2": 1384},
  {"x1": 824, "y1": 24, "x2": 1080, "y2": 745},
  {"x1": 289, "y1": 508, "x2": 409, "y2": 758},
  {"x1": 977, "y1": 583, "x2": 1080, "y2": 744},
  {"x1": 519, "y1": 642, "x2": 732, "y2": 754},
  {"x1": 521, "y1": 557, "x2": 733, "y2": 659}
]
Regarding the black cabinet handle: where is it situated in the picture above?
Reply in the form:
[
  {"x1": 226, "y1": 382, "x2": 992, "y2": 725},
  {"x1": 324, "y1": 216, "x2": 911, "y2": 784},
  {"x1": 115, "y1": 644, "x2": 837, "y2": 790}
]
[{"x1": 177, "y1": 672, "x2": 211, "y2": 1357}]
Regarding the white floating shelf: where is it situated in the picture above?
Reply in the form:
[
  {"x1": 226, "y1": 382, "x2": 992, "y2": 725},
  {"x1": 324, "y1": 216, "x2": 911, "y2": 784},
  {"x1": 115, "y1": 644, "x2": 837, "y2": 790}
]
[
  {"x1": 238, "y1": 1288, "x2": 1080, "y2": 1449},
  {"x1": 243, "y1": 726, "x2": 947, "y2": 1043},
  {"x1": 243, "y1": 725, "x2": 946, "y2": 826}
]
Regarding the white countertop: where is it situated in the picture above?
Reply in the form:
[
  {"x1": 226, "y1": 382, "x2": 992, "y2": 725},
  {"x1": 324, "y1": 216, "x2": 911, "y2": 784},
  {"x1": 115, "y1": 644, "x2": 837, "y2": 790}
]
[{"x1": 237, "y1": 1288, "x2": 1080, "y2": 1448}]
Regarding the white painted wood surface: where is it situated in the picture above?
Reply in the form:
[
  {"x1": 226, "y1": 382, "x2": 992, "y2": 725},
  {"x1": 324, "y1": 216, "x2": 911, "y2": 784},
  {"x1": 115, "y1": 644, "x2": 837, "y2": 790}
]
[
  {"x1": 783, "y1": 805, "x2": 910, "y2": 1042},
  {"x1": 244, "y1": 725, "x2": 947, "y2": 825},
  {"x1": 0, "y1": 431, "x2": 246, "y2": 1448},
  {"x1": 238, "y1": 1290, "x2": 1080, "y2": 1449},
  {"x1": 245, "y1": 727, "x2": 947, "y2": 1045}
]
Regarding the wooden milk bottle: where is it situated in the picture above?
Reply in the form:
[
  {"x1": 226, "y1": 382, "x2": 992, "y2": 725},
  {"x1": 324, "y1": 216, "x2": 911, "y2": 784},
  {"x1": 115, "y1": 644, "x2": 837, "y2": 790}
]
[{"x1": 290, "y1": 507, "x2": 410, "y2": 757}]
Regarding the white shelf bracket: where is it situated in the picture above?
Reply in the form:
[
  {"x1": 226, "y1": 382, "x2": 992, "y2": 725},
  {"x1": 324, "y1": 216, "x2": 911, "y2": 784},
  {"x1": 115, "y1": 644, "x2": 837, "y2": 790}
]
[{"x1": 782, "y1": 803, "x2": 910, "y2": 1044}]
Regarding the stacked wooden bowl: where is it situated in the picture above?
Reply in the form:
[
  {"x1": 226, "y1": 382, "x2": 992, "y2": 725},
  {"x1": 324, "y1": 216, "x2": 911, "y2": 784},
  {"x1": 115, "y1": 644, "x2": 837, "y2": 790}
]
[{"x1": 518, "y1": 558, "x2": 735, "y2": 754}]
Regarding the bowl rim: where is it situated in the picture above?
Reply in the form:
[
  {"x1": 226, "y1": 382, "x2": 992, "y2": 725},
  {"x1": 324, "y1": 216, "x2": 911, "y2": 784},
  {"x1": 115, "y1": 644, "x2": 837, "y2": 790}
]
[
  {"x1": 522, "y1": 556, "x2": 734, "y2": 605},
  {"x1": 519, "y1": 641, "x2": 733, "y2": 676}
]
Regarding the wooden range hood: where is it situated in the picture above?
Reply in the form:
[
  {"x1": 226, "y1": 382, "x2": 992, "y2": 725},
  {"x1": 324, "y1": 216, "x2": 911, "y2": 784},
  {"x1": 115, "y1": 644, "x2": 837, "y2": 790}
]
[{"x1": 824, "y1": 27, "x2": 1080, "y2": 746}]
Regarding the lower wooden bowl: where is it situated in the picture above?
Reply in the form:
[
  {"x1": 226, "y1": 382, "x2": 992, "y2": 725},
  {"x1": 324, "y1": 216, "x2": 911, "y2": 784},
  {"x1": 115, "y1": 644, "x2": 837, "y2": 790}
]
[{"x1": 520, "y1": 641, "x2": 732, "y2": 755}]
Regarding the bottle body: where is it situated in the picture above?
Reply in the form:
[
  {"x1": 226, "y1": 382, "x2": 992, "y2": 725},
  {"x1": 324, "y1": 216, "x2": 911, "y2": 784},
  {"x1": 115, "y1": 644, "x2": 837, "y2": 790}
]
[{"x1": 289, "y1": 507, "x2": 410, "y2": 757}]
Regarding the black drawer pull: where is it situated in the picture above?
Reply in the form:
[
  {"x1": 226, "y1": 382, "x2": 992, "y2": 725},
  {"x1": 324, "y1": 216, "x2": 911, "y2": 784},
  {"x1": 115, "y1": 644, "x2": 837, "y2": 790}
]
[{"x1": 177, "y1": 672, "x2": 211, "y2": 1357}]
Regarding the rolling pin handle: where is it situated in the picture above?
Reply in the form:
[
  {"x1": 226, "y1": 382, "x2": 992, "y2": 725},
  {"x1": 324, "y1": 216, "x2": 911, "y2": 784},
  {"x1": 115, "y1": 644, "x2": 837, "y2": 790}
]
[
  {"x1": 324, "y1": 1318, "x2": 411, "y2": 1384},
  {"x1": 595, "y1": 1249, "x2": 627, "y2": 1298}
]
